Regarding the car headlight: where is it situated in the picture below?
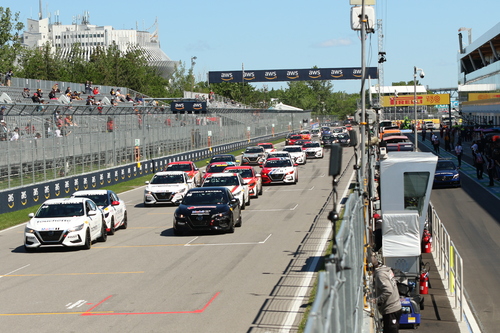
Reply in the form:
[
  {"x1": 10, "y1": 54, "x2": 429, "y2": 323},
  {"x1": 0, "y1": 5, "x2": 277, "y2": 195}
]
[
  {"x1": 68, "y1": 223, "x2": 85, "y2": 232},
  {"x1": 452, "y1": 174, "x2": 460, "y2": 180},
  {"x1": 25, "y1": 226, "x2": 35, "y2": 233},
  {"x1": 144, "y1": 189, "x2": 152, "y2": 195},
  {"x1": 176, "y1": 188, "x2": 186, "y2": 194}
]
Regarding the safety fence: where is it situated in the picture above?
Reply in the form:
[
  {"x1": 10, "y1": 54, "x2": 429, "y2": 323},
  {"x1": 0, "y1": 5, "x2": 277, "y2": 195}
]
[
  {"x1": 427, "y1": 202, "x2": 464, "y2": 322},
  {"x1": 304, "y1": 173, "x2": 366, "y2": 333}
]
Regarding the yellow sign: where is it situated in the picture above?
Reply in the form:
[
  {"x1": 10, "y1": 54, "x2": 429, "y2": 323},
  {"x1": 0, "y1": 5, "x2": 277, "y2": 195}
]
[
  {"x1": 381, "y1": 94, "x2": 450, "y2": 107},
  {"x1": 468, "y1": 93, "x2": 500, "y2": 101}
]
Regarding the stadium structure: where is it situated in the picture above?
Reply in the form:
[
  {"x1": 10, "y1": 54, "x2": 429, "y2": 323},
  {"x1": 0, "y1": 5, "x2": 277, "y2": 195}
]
[{"x1": 21, "y1": 5, "x2": 179, "y2": 79}]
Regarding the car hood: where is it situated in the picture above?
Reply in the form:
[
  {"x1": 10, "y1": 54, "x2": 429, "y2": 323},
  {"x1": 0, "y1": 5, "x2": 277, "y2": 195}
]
[
  {"x1": 177, "y1": 204, "x2": 229, "y2": 216},
  {"x1": 28, "y1": 217, "x2": 87, "y2": 230},
  {"x1": 146, "y1": 184, "x2": 186, "y2": 191},
  {"x1": 435, "y1": 169, "x2": 458, "y2": 176}
]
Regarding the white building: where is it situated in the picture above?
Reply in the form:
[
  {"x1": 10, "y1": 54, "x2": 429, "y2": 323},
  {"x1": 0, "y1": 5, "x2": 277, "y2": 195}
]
[{"x1": 21, "y1": 11, "x2": 179, "y2": 79}]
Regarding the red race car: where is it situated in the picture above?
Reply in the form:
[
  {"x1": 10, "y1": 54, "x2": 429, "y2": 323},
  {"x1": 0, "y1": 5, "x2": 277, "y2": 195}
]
[
  {"x1": 164, "y1": 161, "x2": 203, "y2": 187},
  {"x1": 257, "y1": 142, "x2": 276, "y2": 153},
  {"x1": 224, "y1": 166, "x2": 263, "y2": 198}
]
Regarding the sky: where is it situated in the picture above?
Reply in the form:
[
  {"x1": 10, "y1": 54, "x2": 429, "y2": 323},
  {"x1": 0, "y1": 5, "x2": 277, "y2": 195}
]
[{"x1": 4, "y1": 0, "x2": 500, "y2": 94}]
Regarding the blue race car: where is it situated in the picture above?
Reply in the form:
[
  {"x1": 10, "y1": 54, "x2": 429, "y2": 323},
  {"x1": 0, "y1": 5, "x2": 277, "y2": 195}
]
[{"x1": 433, "y1": 159, "x2": 461, "y2": 188}]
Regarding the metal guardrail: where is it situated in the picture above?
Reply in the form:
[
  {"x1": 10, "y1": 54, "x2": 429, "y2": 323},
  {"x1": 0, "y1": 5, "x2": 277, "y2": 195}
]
[
  {"x1": 304, "y1": 176, "x2": 366, "y2": 333},
  {"x1": 428, "y1": 202, "x2": 464, "y2": 322}
]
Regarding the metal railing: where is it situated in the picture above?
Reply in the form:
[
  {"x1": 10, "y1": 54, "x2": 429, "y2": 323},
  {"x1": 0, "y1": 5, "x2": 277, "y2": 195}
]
[
  {"x1": 1, "y1": 102, "x2": 310, "y2": 190},
  {"x1": 304, "y1": 176, "x2": 366, "y2": 333}
]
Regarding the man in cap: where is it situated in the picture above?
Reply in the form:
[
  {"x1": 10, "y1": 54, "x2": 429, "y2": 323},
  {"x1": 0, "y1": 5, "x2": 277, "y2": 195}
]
[{"x1": 0, "y1": 119, "x2": 8, "y2": 141}]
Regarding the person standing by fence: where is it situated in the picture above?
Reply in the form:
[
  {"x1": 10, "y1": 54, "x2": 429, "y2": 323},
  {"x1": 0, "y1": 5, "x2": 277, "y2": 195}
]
[
  {"x1": 371, "y1": 257, "x2": 402, "y2": 333},
  {"x1": 455, "y1": 141, "x2": 463, "y2": 168}
]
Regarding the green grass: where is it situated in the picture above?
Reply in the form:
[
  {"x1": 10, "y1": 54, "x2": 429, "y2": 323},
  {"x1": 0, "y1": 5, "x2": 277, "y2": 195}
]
[{"x1": 0, "y1": 138, "x2": 286, "y2": 230}]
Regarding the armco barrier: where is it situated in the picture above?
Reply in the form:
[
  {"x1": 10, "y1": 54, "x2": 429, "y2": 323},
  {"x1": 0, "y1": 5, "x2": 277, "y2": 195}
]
[{"x1": 0, "y1": 133, "x2": 285, "y2": 214}]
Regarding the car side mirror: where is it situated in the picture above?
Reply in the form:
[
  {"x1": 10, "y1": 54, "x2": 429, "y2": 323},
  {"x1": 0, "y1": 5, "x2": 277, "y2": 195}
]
[
  {"x1": 88, "y1": 210, "x2": 97, "y2": 216},
  {"x1": 145, "y1": 181, "x2": 150, "y2": 185},
  {"x1": 255, "y1": 173, "x2": 261, "y2": 177},
  {"x1": 28, "y1": 213, "x2": 34, "y2": 218},
  {"x1": 230, "y1": 198, "x2": 238, "y2": 205},
  {"x1": 111, "y1": 201, "x2": 120, "y2": 206}
]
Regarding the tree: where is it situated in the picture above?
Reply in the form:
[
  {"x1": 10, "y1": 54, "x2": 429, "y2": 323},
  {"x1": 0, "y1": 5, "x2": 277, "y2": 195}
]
[{"x1": 0, "y1": 7, "x2": 24, "y2": 73}]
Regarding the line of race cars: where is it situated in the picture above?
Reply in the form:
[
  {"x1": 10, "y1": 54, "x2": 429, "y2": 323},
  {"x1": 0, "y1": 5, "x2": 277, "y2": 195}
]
[{"x1": 23, "y1": 137, "x2": 327, "y2": 250}]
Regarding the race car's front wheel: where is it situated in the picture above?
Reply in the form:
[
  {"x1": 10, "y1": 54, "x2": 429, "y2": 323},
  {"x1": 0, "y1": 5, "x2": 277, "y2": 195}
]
[
  {"x1": 108, "y1": 217, "x2": 116, "y2": 235},
  {"x1": 98, "y1": 221, "x2": 107, "y2": 242},
  {"x1": 121, "y1": 212, "x2": 128, "y2": 229},
  {"x1": 83, "y1": 230, "x2": 92, "y2": 250}
]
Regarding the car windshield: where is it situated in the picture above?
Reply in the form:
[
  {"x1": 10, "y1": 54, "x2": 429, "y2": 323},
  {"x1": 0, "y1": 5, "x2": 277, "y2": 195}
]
[
  {"x1": 182, "y1": 190, "x2": 227, "y2": 205},
  {"x1": 210, "y1": 156, "x2": 234, "y2": 162},
  {"x1": 73, "y1": 194, "x2": 108, "y2": 206},
  {"x1": 269, "y1": 153, "x2": 289, "y2": 158},
  {"x1": 322, "y1": 136, "x2": 332, "y2": 140},
  {"x1": 150, "y1": 174, "x2": 184, "y2": 184},
  {"x1": 337, "y1": 134, "x2": 349, "y2": 139},
  {"x1": 303, "y1": 143, "x2": 320, "y2": 148},
  {"x1": 283, "y1": 147, "x2": 302, "y2": 152},
  {"x1": 245, "y1": 148, "x2": 264, "y2": 153},
  {"x1": 226, "y1": 169, "x2": 253, "y2": 178},
  {"x1": 166, "y1": 164, "x2": 192, "y2": 172},
  {"x1": 206, "y1": 164, "x2": 230, "y2": 173},
  {"x1": 437, "y1": 161, "x2": 456, "y2": 170},
  {"x1": 204, "y1": 176, "x2": 240, "y2": 186},
  {"x1": 35, "y1": 203, "x2": 85, "y2": 218},
  {"x1": 259, "y1": 144, "x2": 273, "y2": 149},
  {"x1": 265, "y1": 159, "x2": 292, "y2": 167}
]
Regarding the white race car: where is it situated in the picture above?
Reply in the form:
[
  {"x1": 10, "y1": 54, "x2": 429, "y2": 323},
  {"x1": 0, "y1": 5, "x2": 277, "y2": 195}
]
[
  {"x1": 202, "y1": 172, "x2": 250, "y2": 208},
  {"x1": 260, "y1": 157, "x2": 298, "y2": 185},
  {"x1": 282, "y1": 145, "x2": 307, "y2": 165},
  {"x1": 72, "y1": 189, "x2": 128, "y2": 235},
  {"x1": 144, "y1": 171, "x2": 195, "y2": 206},
  {"x1": 24, "y1": 197, "x2": 107, "y2": 251},
  {"x1": 302, "y1": 142, "x2": 324, "y2": 159}
]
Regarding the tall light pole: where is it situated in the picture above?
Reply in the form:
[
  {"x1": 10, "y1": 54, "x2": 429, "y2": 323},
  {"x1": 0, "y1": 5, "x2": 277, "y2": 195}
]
[
  {"x1": 413, "y1": 66, "x2": 425, "y2": 151},
  {"x1": 190, "y1": 56, "x2": 197, "y2": 92}
]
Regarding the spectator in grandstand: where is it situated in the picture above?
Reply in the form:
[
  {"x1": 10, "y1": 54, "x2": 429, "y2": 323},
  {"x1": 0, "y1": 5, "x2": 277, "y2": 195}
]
[
  {"x1": 36, "y1": 88, "x2": 43, "y2": 98},
  {"x1": 22, "y1": 88, "x2": 31, "y2": 98},
  {"x1": 70, "y1": 91, "x2": 81, "y2": 100},
  {"x1": 0, "y1": 119, "x2": 8, "y2": 141},
  {"x1": 115, "y1": 89, "x2": 126, "y2": 102},
  {"x1": 93, "y1": 86, "x2": 100, "y2": 95},
  {"x1": 125, "y1": 94, "x2": 134, "y2": 103},
  {"x1": 10, "y1": 127, "x2": 20, "y2": 141},
  {"x1": 65, "y1": 115, "x2": 76, "y2": 127},
  {"x1": 107, "y1": 117, "x2": 114, "y2": 132},
  {"x1": 34, "y1": 133, "x2": 42, "y2": 139},
  {"x1": 31, "y1": 92, "x2": 41, "y2": 104},
  {"x1": 85, "y1": 81, "x2": 92, "y2": 94},
  {"x1": 48, "y1": 89, "x2": 57, "y2": 100},
  {"x1": 44, "y1": 118, "x2": 51, "y2": 138},
  {"x1": 86, "y1": 95, "x2": 94, "y2": 105},
  {"x1": 135, "y1": 94, "x2": 144, "y2": 104},
  {"x1": 64, "y1": 87, "x2": 71, "y2": 95},
  {"x1": 52, "y1": 83, "x2": 60, "y2": 92},
  {"x1": 110, "y1": 88, "x2": 115, "y2": 96},
  {"x1": 4, "y1": 69, "x2": 13, "y2": 86}
]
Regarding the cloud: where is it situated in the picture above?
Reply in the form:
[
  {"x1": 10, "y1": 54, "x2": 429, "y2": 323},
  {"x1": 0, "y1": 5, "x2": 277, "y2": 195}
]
[{"x1": 313, "y1": 38, "x2": 353, "y2": 48}]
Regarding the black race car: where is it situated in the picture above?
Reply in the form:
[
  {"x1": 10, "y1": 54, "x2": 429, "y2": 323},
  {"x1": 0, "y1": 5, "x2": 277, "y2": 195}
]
[
  {"x1": 321, "y1": 134, "x2": 335, "y2": 147},
  {"x1": 173, "y1": 187, "x2": 242, "y2": 235},
  {"x1": 208, "y1": 154, "x2": 239, "y2": 164}
]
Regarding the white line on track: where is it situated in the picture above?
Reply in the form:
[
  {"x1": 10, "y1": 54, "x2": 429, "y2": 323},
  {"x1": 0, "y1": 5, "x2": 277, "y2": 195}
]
[
  {"x1": 0, "y1": 264, "x2": 31, "y2": 279},
  {"x1": 185, "y1": 234, "x2": 272, "y2": 247},
  {"x1": 184, "y1": 237, "x2": 199, "y2": 246}
]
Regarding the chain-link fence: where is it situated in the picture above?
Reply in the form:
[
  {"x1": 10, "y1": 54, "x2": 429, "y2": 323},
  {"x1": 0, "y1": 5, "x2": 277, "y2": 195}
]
[{"x1": 0, "y1": 102, "x2": 310, "y2": 190}]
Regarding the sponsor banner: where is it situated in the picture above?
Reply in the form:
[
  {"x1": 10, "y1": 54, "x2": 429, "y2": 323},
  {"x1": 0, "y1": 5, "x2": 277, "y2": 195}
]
[
  {"x1": 170, "y1": 101, "x2": 207, "y2": 114},
  {"x1": 468, "y1": 93, "x2": 500, "y2": 101},
  {"x1": 208, "y1": 67, "x2": 378, "y2": 84},
  {"x1": 381, "y1": 94, "x2": 450, "y2": 107}
]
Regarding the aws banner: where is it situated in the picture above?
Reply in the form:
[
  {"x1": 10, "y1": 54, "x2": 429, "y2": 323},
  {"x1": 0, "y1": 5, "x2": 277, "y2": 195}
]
[
  {"x1": 208, "y1": 67, "x2": 378, "y2": 84},
  {"x1": 170, "y1": 101, "x2": 207, "y2": 114}
]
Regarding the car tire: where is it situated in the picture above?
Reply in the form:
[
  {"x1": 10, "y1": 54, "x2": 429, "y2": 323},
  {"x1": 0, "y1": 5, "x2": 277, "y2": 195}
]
[
  {"x1": 121, "y1": 212, "x2": 128, "y2": 229},
  {"x1": 235, "y1": 214, "x2": 242, "y2": 227},
  {"x1": 258, "y1": 185, "x2": 263, "y2": 195},
  {"x1": 98, "y1": 221, "x2": 107, "y2": 242},
  {"x1": 246, "y1": 195, "x2": 250, "y2": 206},
  {"x1": 227, "y1": 218, "x2": 235, "y2": 233},
  {"x1": 241, "y1": 200, "x2": 246, "y2": 210},
  {"x1": 83, "y1": 229, "x2": 92, "y2": 250},
  {"x1": 108, "y1": 217, "x2": 116, "y2": 235}
]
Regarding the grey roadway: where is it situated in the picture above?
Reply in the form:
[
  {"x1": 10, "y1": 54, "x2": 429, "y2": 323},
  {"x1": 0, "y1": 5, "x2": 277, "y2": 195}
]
[
  {"x1": 0, "y1": 145, "x2": 354, "y2": 333},
  {"x1": 413, "y1": 134, "x2": 500, "y2": 333}
]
